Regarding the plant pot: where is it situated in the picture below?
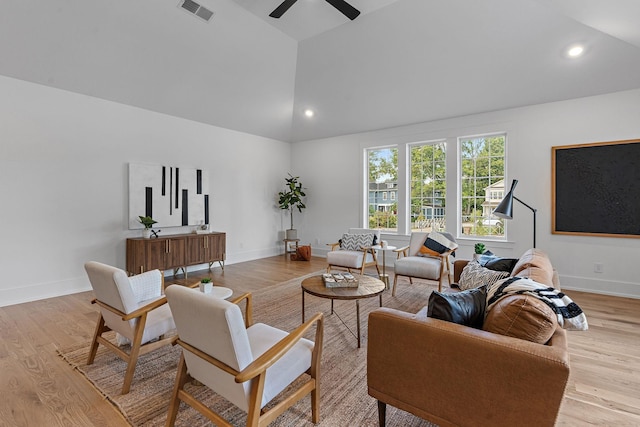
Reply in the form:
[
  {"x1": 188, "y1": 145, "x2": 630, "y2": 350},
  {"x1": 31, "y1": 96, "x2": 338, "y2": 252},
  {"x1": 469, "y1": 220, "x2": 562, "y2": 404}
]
[
  {"x1": 142, "y1": 229, "x2": 151, "y2": 239},
  {"x1": 199, "y1": 282, "x2": 213, "y2": 294},
  {"x1": 285, "y1": 229, "x2": 297, "y2": 240},
  {"x1": 473, "y1": 253, "x2": 481, "y2": 261}
]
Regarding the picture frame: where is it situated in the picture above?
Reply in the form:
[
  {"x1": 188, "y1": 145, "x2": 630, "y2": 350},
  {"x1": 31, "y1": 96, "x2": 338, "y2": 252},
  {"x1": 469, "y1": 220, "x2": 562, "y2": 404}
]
[{"x1": 551, "y1": 139, "x2": 640, "y2": 238}]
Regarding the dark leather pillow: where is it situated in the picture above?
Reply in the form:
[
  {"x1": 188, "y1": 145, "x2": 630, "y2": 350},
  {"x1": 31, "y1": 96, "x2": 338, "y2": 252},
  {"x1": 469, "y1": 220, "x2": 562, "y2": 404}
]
[
  {"x1": 427, "y1": 286, "x2": 487, "y2": 329},
  {"x1": 479, "y1": 256, "x2": 519, "y2": 273}
]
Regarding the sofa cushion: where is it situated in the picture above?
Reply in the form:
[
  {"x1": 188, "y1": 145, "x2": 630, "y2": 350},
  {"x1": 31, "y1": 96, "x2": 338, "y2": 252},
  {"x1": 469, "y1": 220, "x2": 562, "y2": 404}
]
[
  {"x1": 327, "y1": 250, "x2": 374, "y2": 269},
  {"x1": 418, "y1": 232, "x2": 458, "y2": 257},
  {"x1": 340, "y1": 233, "x2": 374, "y2": 251},
  {"x1": 487, "y1": 276, "x2": 588, "y2": 331},
  {"x1": 510, "y1": 248, "x2": 554, "y2": 287},
  {"x1": 480, "y1": 256, "x2": 519, "y2": 273},
  {"x1": 427, "y1": 286, "x2": 487, "y2": 329},
  {"x1": 458, "y1": 261, "x2": 510, "y2": 291},
  {"x1": 483, "y1": 294, "x2": 558, "y2": 344}
]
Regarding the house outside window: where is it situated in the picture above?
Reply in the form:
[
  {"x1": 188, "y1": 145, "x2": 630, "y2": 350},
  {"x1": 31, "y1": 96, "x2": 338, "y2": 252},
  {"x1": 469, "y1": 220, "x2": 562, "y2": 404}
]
[
  {"x1": 367, "y1": 147, "x2": 398, "y2": 231},
  {"x1": 410, "y1": 141, "x2": 447, "y2": 232},
  {"x1": 460, "y1": 134, "x2": 506, "y2": 238}
]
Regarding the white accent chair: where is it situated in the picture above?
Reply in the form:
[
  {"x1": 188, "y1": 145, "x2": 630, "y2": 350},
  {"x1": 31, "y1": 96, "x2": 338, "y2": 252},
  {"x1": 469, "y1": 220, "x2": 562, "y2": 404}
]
[
  {"x1": 165, "y1": 285, "x2": 324, "y2": 427},
  {"x1": 392, "y1": 232, "x2": 456, "y2": 295},
  {"x1": 84, "y1": 261, "x2": 176, "y2": 394},
  {"x1": 326, "y1": 228, "x2": 381, "y2": 276}
]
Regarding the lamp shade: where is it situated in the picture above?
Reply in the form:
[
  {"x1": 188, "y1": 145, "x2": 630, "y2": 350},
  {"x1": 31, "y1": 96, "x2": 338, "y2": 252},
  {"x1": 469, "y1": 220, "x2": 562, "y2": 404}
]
[{"x1": 493, "y1": 179, "x2": 518, "y2": 219}]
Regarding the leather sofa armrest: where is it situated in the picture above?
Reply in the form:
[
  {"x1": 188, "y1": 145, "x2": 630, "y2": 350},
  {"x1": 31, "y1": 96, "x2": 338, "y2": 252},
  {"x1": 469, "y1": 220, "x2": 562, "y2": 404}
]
[
  {"x1": 367, "y1": 308, "x2": 569, "y2": 427},
  {"x1": 453, "y1": 259, "x2": 469, "y2": 284}
]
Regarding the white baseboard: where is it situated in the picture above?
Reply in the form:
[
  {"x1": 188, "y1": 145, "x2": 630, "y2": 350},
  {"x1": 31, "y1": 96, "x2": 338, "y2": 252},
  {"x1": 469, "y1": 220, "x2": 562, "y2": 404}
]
[
  {"x1": 0, "y1": 276, "x2": 91, "y2": 308},
  {"x1": 558, "y1": 275, "x2": 640, "y2": 299}
]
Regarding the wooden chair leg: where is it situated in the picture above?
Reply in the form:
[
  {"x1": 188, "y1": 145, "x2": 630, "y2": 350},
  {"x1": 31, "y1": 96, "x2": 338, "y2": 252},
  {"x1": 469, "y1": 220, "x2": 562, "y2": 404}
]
[
  {"x1": 122, "y1": 314, "x2": 148, "y2": 394},
  {"x1": 311, "y1": 382, "x2": 320, "y2": 423},
  {"x1": 87, "y1": 315, "x2": 106, "y2": 365},
  {"x1": 247, "y1": 373, "x2": 267, "y2": 427},
  {"x1": 166, "y1": 353, "x2": 189, "y2": 427},
  {"x1": 377, "y1": 400, "x2": 386, "y2": 426},
  {"x1": 392, "y1": 274, "x2": 399, "y2": 297}
]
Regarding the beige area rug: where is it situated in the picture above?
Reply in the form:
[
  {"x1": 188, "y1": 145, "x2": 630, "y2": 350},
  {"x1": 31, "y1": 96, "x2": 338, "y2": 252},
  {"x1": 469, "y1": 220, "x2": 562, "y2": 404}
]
[{"x1": 58, "y1": 271, "x2": 438, "y2": 426}]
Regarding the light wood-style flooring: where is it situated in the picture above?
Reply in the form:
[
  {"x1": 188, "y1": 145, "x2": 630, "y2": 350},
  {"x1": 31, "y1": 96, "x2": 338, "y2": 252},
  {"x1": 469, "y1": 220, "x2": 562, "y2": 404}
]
[{"x1": 0, "y1": 255, "x2": 638, "y2": 426}]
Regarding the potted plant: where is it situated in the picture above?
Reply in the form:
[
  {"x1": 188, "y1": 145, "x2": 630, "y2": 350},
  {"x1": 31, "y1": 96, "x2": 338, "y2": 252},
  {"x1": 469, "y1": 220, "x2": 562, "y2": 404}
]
[
  {"x1": 474, "y1": 242, "x2": 486, "y2": 260},
  {"x1": 138, "y1": 215, "x2": 157, "y2": 239},
  {"x1": 199, "y1": 277, "x2": 213, "y2": 294},
  {"x1": 278, "y1": 174, "x2": 306, "y2": 240}
]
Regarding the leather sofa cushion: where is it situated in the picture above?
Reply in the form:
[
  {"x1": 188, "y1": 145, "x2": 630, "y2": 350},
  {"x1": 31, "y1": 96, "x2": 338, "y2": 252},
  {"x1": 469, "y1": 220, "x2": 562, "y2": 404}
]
[
  {"x1": 511, "y1": 248, "x2": 554, "y2": 287},
  {"x1": 483, "y1": 294, "x2": 558, "y2": 344},
  {"x1": 427, "y1": 286, "x2": 486, "y2": 329}
]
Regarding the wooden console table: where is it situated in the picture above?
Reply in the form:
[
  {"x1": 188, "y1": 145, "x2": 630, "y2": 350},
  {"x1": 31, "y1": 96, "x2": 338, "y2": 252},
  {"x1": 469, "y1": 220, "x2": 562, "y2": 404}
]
[{"x1": 126, "y1": 232, "x2": 225, "y2": 277}]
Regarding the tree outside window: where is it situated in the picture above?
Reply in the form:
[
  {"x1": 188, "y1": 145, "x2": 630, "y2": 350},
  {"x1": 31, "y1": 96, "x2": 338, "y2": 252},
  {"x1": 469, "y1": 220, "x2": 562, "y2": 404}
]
[
  {"x1": 368, "y1": 148, "x2": 398, "y2": 231},
  {"x1": 410, "y1": 142, "x2": 447, "y2": 232},
  {"x1": 460, "y1": 134, "x2": 506, "y2": 238}
]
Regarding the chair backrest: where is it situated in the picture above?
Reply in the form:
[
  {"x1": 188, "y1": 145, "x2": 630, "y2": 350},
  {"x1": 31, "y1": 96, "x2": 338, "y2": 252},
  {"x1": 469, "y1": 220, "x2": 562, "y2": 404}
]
[
  {"x1": 84, "y1": 261, "x2": 141, "y2": 338},
  {"x1": 347, "y1": 228, "x2": 377, "y2": 235},
  {"x1": 165, "y1": 285, "x2": 253, "y2": 410},
  {"x1": 84, "y1": 261, "x2": 138, "y2": 314},
  {"x1": 408, "y1": 231, "x2": 456, "y2": 256}
]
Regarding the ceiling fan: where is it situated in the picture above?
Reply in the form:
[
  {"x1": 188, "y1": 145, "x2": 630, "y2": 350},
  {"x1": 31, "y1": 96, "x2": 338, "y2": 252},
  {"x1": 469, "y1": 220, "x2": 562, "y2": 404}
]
[{"x1": 269, "y1": 0, "x2": 360, "y2": 20}]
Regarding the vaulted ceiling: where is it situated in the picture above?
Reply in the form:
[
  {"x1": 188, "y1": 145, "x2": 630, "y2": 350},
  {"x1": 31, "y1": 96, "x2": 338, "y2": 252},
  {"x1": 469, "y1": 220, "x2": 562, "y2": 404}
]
[{"x1": 2, "y1": 0, "x2": 640, "y2": 142}]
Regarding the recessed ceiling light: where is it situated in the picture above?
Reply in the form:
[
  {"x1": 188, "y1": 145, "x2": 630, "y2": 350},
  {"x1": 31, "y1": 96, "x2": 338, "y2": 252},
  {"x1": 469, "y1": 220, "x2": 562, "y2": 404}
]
[
  {"x1": 567, "y1": 45, "x2": 584, "y2": 58},
  {"x1": 304, "y1": 109, "x2": 315, "y2": 118}
]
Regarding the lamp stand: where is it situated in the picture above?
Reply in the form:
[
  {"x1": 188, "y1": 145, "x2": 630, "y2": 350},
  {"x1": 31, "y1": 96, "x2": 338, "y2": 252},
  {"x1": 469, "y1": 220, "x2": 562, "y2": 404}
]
[{"x1": 513, "y1": 196, "x2": 537, "y2": 248}]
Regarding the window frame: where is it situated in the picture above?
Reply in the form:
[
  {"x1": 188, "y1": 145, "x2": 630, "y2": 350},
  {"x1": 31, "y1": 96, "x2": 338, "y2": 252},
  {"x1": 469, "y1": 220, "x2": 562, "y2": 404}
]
[{"x1": 458, "y1": 132, "x2": 507, "y2": 241}]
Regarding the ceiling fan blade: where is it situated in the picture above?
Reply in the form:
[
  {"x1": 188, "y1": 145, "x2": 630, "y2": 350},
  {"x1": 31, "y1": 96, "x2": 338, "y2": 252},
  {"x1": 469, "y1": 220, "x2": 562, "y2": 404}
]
[
  {"x1": 269, "y1": 0, "x2": 298, "y2": 18},
  {"x1": 325, "y1": 0, "x2": 360, "y2": 20}
]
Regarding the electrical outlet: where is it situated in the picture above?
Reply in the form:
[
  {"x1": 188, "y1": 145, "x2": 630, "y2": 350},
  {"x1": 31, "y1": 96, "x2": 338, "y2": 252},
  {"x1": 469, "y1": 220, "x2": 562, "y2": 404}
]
[
  {"x1": 594, "y1": 262, "x2": 604, "y2": 273},
  {"x1": 315, "y1": 238, "x2": 320, "y2": 245}
]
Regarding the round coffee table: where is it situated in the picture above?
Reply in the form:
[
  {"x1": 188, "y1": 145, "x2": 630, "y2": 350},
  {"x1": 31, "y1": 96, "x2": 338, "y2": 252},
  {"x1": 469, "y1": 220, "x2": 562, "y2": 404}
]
[
  {"x1": 301, "y1": 275, "x2": 385, "y2": 348},
  {"x1": 186, "y1": 282, "x2": 233, "y2": 299}
]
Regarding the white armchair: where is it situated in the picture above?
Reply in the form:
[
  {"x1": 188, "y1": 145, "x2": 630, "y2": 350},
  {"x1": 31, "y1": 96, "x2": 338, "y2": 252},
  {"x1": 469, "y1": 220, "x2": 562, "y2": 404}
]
[
  {"x1": 392, "y1": 232, "x2": 457, "y2": 295},
  {"x1": 326, "y1": 228, "x2": 381, "y2": 276},
  {"x1": 165, "y1": 285, "x2": 324, "y2": 427},
  {"x1": 84, "y1": 261, "x2": 177, "y2": 394}
]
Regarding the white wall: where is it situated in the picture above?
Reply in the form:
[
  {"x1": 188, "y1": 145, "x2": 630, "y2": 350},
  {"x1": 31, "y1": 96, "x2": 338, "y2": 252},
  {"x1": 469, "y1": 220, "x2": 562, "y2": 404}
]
[
  {"x1": 0, "y1": 75, "x2": 291, "y2": 307},
  {"x1": 292, "y1": 89, "x2": 640, "y2": 299}
]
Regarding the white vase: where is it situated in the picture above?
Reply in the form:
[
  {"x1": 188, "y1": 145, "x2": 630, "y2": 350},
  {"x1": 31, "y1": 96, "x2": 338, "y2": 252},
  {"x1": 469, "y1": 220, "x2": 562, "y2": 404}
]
[
  {"x1": 199, "y1": 282, "x2": 213, "y2": 294},
  {"x1": 142, "y1": 229, "x2": 151, "y2": 239}
]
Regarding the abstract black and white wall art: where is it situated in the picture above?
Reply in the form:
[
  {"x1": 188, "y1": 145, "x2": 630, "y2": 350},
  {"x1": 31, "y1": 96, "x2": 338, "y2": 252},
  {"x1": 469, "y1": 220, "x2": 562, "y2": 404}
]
[{"x1": 129, "y1": 163, "x2": 210, "y2": 229}]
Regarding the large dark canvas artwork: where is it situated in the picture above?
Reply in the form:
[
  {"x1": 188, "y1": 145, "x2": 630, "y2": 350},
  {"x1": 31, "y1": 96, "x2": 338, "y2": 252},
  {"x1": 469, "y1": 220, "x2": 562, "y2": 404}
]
[
  {"x1": 552, "y1": 139, "x2": 640, "y2": 238},
  {"x1": 129, "y1": 163, "x2": 209, "y2": 229}
]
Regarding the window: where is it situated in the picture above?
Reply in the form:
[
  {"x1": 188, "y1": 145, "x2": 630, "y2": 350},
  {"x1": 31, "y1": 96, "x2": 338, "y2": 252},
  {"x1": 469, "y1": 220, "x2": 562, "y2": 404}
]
[
  {"x1": 367, "y1": 147, "x2": 398, "y2": 231},
  {"x1": 460, "y1": 134, "x2": 506, "y2": 238},
  {"x1": 410, "y1": 141, "x2": 447, "y2": 232}
]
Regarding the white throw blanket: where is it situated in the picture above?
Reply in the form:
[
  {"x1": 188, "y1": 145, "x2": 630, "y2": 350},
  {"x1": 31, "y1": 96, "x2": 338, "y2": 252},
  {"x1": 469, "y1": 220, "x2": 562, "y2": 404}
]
[{"x1": 487, "y1": 276, "x2": 588, "y2": 331}]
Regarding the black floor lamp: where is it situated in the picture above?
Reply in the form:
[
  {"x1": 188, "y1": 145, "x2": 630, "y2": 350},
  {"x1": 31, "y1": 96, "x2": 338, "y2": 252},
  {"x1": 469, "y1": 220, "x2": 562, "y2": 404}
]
[{"x1": 492, "y1": 179, "x2": 537, "y2": 248}]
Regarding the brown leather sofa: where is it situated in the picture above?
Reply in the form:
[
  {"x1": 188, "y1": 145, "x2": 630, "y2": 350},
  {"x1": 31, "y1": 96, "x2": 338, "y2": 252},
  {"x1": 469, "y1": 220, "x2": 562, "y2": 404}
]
[{"x1": 367, "y1": 249, "x2": 570, "y2": 427}]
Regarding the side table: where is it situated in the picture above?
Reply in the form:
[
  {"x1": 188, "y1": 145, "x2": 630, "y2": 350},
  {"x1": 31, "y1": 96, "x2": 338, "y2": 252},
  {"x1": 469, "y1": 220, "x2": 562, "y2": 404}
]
[
  {"x1": 370, "y1": 244, "x2": 397, "y2": 288},
  {"x1": 283, "y1": 238, "x2": 300, "y2": 258}
]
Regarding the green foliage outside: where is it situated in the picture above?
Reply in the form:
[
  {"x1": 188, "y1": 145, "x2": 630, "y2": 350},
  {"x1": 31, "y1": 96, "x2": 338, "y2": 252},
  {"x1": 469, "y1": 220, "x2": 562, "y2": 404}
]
[
  {"x1": 460, "y1": 135, "x2": 505, "y2": 237},
  {"x1": 367, "y1": 134, "x2": 505, "y2": 237}
]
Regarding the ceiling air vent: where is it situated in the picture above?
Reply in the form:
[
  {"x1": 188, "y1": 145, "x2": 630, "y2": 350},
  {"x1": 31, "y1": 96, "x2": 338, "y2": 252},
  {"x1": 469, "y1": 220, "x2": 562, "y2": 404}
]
[{"x1": 179, "y1": 0, "x2": 214, "y2": 22}]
